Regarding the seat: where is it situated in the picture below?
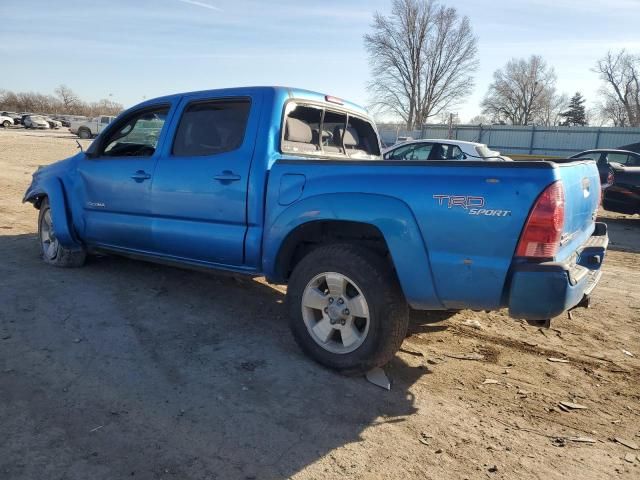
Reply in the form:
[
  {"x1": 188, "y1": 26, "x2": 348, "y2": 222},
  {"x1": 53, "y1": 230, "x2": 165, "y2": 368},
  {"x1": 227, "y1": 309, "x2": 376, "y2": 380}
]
[
  {"x1": 283, "y1": 117, "x2": 318, "y2": 153},
  {"x1": 334, "y1": 126, "x2": 369, "y2": 156},
  {"x1": 174, "y1": 114, "x2": 222, "y2": 156},
  {"x1": 429, "y1": 144, "x2": 446, "y2": 160}
]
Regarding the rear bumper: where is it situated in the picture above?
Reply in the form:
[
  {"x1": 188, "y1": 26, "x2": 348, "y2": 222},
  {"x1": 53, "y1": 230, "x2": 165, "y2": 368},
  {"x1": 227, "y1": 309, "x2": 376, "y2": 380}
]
[{"x1": 507, "y1": 222, "x2": 608, "y2": 320}]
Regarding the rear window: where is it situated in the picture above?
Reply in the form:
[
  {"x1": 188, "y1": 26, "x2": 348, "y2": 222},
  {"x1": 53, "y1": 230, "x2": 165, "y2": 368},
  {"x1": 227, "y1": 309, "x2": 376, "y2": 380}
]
[
  {"x1": 173, "y1": 99, "x2": 250, "y2": 157},
  {"x1": 282, "y1": 105, "x2": 321, "y2": 154},
  {"x1": 322, "y1": 110, "x2": 347, "y2": 155},
  {"x1": 281, "y1": 102, "x2": 380, "y2": 158}
]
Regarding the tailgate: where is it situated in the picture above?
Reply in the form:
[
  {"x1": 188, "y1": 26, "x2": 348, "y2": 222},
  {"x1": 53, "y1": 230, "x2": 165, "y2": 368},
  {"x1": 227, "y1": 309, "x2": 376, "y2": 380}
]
[{"x1": 555, "y1": 160, "x2": 601, "y2": 261}]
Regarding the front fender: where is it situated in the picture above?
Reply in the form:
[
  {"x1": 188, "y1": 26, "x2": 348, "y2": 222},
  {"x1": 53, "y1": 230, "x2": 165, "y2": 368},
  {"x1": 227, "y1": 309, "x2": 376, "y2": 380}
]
[
  {"x1": 263, "y1": 193, "x2": 443, "y2": 310},
  {"x1": 24, "y1": 176, "x2": 81, "y2": 249}
]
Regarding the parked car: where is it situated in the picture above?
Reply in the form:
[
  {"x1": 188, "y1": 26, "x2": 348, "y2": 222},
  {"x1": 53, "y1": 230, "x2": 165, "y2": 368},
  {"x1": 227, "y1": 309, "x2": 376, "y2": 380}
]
[
  {"x1": 384, "y1": 139, "x2": 512, "y2": 161},
  {"x1": 23, "y1": 86, "x2": 608, "y2": 373},
  {"x1": 1, "y1": 111, "x2": 22, "y2": 125},
  {"x1": 22, "y1": 115, "x2": 50, "y2": 129},
  {"x1": 69, "y1": 115, "x2": 115, "y2": 139},
  {"x1": 0, "y1": 114, "x2": 14, "y2": 128},
  {"x1": 570, "y1": 149, "x2": 640, "y2": 215},
  {"x1": 52, "y1": 116, "x2": 71, "y2": 127},
  {"x1": 618, "y1": 142, "x2": 640, "y2": 154},
  {"x1": 44, "y1": 117, "x2": 62, "y2": 129}
]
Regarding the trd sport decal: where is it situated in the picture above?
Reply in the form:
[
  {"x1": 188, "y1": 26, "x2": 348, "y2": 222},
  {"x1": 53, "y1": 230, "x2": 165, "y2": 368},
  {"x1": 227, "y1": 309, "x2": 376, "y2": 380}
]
[{"x1": 433, "y1": 195, "x2": 512, "y2": 217}]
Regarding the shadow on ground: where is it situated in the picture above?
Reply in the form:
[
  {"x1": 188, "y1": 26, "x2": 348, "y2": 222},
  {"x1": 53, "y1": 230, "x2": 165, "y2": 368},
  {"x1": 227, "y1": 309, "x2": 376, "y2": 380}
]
[
  {"x1": 0, "y1": 234, "x2": 426, "y2": 479},
  {"x1": 599, "y1": 214, "x2": 640, "y2": 253}
]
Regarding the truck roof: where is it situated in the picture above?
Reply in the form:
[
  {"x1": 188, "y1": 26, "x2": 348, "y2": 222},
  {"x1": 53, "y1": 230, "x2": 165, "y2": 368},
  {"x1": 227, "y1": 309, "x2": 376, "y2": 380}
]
[{"x1": 136, "y1": 86, "x2": 369, "y2": 117}]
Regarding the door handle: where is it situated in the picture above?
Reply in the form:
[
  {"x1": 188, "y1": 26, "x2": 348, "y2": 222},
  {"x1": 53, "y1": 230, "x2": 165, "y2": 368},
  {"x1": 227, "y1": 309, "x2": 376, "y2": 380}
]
[
  {"x1": 213, "y1": 171, "x2": 241, "y2": 183},
  {"x1": 131, "y1": 170, "x2": 151, "y2": 182}
]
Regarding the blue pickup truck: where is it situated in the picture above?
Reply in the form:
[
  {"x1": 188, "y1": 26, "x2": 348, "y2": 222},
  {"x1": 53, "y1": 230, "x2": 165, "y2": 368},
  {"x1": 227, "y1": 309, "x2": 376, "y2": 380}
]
[{"x1": 24, "y1": 86, "x2": 608, "y2": 374}]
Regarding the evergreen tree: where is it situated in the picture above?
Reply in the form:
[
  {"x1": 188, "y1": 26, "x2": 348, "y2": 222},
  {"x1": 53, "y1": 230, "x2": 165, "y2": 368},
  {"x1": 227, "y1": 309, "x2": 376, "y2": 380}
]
[{"x1": 560, "y1": 92, "x2": 587, "y2": 126}]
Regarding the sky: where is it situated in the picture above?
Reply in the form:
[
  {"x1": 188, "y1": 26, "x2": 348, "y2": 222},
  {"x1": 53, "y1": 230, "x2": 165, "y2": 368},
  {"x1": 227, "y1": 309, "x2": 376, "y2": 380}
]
[{"x1": 1, "y1": 0, "x2": 639, "y2": 122}]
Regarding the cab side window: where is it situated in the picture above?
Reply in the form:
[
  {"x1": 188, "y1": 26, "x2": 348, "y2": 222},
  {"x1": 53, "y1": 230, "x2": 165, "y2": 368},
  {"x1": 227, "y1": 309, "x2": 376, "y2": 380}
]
[
  {"x1": 100, "y1": 106, "x2": 169, "y2": 157},
  {"x1": 173, "y1": 100, "x2": 251, "y2": 157}
]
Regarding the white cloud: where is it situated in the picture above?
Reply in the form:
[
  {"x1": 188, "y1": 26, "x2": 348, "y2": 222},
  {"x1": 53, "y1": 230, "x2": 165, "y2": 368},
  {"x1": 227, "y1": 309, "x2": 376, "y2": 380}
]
[{"x1": 176, "y1": 0, "x2": 221, "y2": 12}]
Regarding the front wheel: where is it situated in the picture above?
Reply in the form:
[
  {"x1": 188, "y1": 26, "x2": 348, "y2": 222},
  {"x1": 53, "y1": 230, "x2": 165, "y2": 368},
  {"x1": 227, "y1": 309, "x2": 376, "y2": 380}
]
[
  {"x1": 38, "y1": 198, "x2": 86, "y2": 268},
  {"x1": 287, "y1": 244, "x2": 409, "y2": 375},
  {"x1": 2, "y1": 120, "x2": 10, "y2": 128}
]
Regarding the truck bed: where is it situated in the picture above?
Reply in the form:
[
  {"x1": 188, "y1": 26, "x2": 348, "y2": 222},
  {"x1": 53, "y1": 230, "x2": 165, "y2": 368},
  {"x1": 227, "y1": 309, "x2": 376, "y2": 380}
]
[{"x1": 264, "y1": 157, "x2": 601, "y2": 312}]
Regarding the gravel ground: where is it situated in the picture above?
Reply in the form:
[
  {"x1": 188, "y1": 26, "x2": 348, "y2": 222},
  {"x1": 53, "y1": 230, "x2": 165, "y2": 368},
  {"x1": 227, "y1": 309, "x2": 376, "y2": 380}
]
[{"x1": 1, "y1": 128, "x2": 639, "y2": 480}]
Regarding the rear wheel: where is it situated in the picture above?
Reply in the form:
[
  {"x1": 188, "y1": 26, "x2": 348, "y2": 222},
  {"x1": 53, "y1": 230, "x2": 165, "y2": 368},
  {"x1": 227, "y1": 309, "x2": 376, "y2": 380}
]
[
  {"x1": 78, "y1": 128, "x2": 91, "y2": 139},
  {"x1": 287, "y1": 244, "x2": 409, "y2": 375},
  {"x1": 38, "y1": 198, "x2": 86, "y2": 268}
]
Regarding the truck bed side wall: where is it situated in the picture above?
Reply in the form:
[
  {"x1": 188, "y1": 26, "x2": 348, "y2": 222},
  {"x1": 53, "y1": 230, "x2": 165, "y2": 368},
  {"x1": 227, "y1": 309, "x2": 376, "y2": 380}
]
[{"x1": 264, "y1": 161, "x2": 559, "y2": 311}]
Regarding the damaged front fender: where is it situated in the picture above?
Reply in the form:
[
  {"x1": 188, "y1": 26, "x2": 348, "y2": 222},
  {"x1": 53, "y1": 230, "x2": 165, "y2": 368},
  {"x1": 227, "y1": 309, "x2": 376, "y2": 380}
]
[{"x1": 23, "y1": 175, "x2": 81, "y2": 249}]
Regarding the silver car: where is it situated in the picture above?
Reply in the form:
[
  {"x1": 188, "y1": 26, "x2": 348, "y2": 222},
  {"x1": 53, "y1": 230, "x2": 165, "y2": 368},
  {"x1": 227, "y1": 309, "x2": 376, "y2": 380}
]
[{"x1": 23, "y1": 115, "x2": 50, "y2": 129}]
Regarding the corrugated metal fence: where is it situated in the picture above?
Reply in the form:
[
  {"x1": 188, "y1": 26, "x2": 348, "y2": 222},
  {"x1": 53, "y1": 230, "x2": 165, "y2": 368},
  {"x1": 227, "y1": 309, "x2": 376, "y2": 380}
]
[{"x1": 378, "y1": 125, "x2": 640, "y2": 157}]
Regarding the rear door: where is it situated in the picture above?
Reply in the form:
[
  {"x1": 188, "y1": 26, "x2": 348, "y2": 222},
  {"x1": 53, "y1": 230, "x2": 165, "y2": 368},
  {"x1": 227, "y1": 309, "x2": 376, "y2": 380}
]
[{"x1": 149, "y1": 91, "x2": 263, "y2": 267}]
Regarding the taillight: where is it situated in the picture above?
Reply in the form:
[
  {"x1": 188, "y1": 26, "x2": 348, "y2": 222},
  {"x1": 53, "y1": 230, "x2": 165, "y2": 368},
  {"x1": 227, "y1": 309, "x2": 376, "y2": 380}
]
[{"x1": 516, "y1": 181, "x2": 565, "y2": 260}]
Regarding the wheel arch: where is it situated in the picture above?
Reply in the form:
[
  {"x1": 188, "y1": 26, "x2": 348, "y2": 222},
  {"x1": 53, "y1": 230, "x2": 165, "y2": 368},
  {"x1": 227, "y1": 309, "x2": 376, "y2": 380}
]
[
  {"x1": 274, "y1": 219, "x2": 391, "y2": 280},
  {"x1": 263, "y1": 192, "x2": 444, "y2": 310},
  {"x1": 25, "y1": 177, "x2": 81, "y2": 248}
]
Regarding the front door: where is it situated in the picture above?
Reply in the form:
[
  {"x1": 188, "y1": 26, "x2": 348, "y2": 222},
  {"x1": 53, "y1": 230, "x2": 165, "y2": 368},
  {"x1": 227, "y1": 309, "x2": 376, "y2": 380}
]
[
  {"x1": 78, "y1": 104, "x2": 171, "y2": 252},
  {"x1": 150, "y1": 92, "x2": 263, "y2": 267}
]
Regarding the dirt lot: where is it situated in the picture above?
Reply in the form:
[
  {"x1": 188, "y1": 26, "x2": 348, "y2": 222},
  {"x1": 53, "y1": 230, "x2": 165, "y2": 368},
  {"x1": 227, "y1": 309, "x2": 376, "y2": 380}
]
[{"x1": 0, "y1": 128, "x2": 638, "y2": 480}]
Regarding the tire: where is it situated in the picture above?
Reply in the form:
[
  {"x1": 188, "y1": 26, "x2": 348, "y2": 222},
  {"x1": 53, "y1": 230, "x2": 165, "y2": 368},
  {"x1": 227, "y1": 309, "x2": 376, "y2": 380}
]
[
  {"x1": 2, "y1": 120, "x2": 10, "y2": 128},
  {"x1": 287, "y1": 243, "x2": 409, "y2": 375},
  {"x1": 78, "y1": 128, "x2": 91, "y2": 139},
  {"x1": 38, "y1": 198, "x2": 86, "y2": 268}
]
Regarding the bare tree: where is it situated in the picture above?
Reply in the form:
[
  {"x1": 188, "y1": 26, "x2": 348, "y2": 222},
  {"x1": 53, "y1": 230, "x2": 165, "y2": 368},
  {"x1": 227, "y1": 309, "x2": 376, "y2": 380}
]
[
  {"x1": 364, "y1": 0, "x2": 478, "y2": 130},
  {"x1": 467, "y1": 114, "x2": 488, "y2": 125},
  {"x1": 0, "y1": 88, "x2": 123, "y2": 116},
  {"x1": 54, "y1": 84, "x2": 81, "y2": 113},
  {"x1": 594, "y1": 50, "x2": 640, "y2": 127},
  {"x1": 597, "y1": 90, "x2": 629, "y2": 126},
  {"x1": 481, "y1": 55, "x2": 558, "y2": 125},
  {"x1": 535, "y1": 90, "x2": 568, "y2": 126}
]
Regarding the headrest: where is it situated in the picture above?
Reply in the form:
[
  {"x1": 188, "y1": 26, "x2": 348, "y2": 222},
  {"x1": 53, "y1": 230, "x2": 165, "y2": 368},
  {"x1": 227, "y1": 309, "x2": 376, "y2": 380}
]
[
  {"x1": 344, "y1": 127, "x2": 359, "y2": 147},
  {"x1": 334, "y1": 126, "x2": 359, "y2": 147},
  {"x1": 286, "y1": 118, "x2": 312, "y2": 143}
]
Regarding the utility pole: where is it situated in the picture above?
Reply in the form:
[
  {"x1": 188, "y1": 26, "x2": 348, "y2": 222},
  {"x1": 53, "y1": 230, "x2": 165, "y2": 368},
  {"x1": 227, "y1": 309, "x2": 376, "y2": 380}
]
[{"x1": 447, "y1": 113, "x2": 459, "y2": 139}]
